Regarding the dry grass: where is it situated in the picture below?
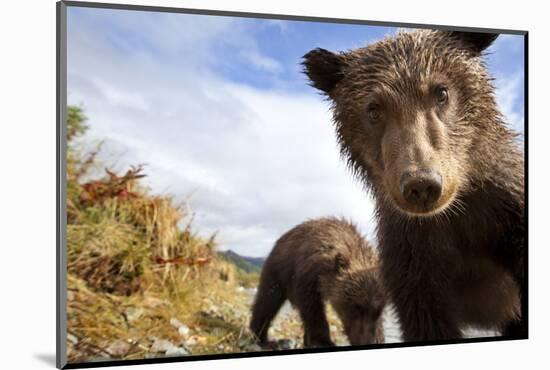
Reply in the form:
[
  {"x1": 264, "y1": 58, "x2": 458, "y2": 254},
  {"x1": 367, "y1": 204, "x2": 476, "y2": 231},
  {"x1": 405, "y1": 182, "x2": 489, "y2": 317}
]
[
  {"x1": 66, "y1": 164, "x2": 258, "y2": 363},
  {"x1": 67, "y1": 261, "x2": 256, "y2": 362},
  {"x1": 65, "y1": 107, "x2": 261, "y2": 363}
]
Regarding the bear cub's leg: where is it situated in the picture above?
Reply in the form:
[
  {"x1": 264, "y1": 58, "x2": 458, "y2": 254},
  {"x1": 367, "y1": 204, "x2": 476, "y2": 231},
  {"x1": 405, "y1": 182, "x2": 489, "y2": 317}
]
[
  {"x1": 249, "y1": 273, "x2": 286, "y2": 346},
  {"x1": 295, "y1": 288, "x2": 334, "y2": 348}
]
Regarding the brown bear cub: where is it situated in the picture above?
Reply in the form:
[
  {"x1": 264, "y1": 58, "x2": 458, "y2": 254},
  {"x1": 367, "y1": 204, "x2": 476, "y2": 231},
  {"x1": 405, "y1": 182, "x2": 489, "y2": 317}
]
[
  {"x1": 250, "y1": 217, "x2": 386, "y2": 348},
  {"x1": 303, "y1": 30, "x2": 525, "y2": 341}
]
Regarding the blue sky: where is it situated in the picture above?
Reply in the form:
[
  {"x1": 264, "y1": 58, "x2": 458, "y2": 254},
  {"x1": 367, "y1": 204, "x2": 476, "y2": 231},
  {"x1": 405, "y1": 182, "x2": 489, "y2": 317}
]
[{"x1": 67, "y1": 6, "x2": 525, "y2": 257}]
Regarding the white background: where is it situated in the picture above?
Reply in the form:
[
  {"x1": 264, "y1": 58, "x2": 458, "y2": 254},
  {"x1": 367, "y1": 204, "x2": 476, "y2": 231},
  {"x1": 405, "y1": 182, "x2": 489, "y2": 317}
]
[{"x1": 0, "y1": 0, "x2": 548, "y2": 369}]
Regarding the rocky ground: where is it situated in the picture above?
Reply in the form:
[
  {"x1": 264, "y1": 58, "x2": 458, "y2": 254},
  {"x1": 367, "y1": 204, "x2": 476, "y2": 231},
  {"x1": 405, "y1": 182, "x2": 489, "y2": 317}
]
[
  {"x1": 68, "y1": 281, "x2": 498, "y2": 363},
  {"x1": 67, "y1": 283, "x2": 349, "y2": 363}
]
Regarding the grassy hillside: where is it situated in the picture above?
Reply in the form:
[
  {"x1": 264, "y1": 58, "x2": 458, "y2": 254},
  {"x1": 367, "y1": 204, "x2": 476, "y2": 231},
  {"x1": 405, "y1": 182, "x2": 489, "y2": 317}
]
[
  {"x1": 219, "y1": 250, "x2": 263, "y2": 289},
  {"x1": 241, "y1": 255, "x2": 265, "y2": 269},
  {"x1": 220, "y1": 250, "x2": 265, "y2": 273},
  {"x1": 65, "y1": 106, "x2": 261, "y2": 363}
]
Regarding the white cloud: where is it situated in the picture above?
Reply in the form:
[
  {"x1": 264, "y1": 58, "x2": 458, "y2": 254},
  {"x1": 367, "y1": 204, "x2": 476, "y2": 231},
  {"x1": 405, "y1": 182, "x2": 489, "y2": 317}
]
[
  {"x1": 265, "y1": 20, "x2": 290, "y2": 33},
  {"x1": 239, "y1": 49, "x2": 284, "y2": 74},
  {"x1": 494, "y1": 71, "x2": 525, "y2": 136},
  {"x1": 68, "y1": 11, "x2": 376, "y2": 257},
  {"x1": 486, "y1": 34, "x2": 525, "y2": 137}
]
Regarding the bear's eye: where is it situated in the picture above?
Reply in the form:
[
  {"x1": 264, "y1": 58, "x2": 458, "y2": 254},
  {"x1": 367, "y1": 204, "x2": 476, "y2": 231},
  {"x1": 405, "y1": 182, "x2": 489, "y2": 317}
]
[
  {"x1": 366, "y1": 103, "x2": 381, "y2": 123},
  {"x1": 435, "y1": 86, "x2": 449, "y2": 106}
]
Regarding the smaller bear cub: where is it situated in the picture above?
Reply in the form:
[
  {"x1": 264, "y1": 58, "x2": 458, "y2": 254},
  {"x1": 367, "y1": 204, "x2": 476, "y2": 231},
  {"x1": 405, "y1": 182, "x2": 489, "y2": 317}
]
[{"x1": 250, "y1": 217, "x2": 386, "y2": 348}]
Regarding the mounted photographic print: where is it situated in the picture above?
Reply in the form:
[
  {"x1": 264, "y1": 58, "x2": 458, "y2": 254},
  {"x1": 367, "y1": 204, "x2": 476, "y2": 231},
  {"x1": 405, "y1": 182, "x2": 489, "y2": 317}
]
[{"x1": 56, "y1": 1, "x2": 528, "y2": 368}]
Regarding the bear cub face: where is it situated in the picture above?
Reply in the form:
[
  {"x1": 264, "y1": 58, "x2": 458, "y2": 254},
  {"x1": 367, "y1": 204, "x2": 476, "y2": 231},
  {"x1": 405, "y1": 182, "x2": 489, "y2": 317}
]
[
  {"x1": 303, "y1": 30, "x2": 501, "y2": 217},
  {"x1": 327, "y1": 263, "x2": 386, "y2": 344}
]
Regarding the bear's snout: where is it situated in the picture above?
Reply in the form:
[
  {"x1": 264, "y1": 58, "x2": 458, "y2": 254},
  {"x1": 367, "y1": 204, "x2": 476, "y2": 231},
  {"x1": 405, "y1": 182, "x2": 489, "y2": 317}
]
[{"x1": 399, "y1": 169, "x2": 442, "y2": 210}]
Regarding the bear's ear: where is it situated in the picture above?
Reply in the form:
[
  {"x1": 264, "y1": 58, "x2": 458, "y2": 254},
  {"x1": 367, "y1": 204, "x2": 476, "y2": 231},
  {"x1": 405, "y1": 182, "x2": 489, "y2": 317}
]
[
  {"x1": 302, "y1": 48, "x2": 345, "y2": 95},
  {"x1": 334, "y1": 253, "x2": 349, "y2": 272},
  {"x1": 446, "y1": 31, "x2": 499, "y2": 54}
]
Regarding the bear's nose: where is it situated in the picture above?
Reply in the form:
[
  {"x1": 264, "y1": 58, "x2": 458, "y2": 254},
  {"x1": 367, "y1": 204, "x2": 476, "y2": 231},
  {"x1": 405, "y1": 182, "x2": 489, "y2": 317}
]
[{"x1": 400, "y1": 169, "x2": 442, "y2": 208}]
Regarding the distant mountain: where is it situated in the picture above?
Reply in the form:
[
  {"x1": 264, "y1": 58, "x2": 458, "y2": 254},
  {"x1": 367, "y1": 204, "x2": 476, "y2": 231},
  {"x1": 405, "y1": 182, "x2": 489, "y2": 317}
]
[{"x1": 220, "y1": 250, "x2": 265, "y2": 273}]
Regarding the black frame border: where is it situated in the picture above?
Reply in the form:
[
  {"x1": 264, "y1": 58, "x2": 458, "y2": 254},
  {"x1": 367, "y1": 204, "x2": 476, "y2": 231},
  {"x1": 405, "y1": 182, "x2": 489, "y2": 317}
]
[{"x1": 56, "y1": 1, "x2": 529, "y2": 369}]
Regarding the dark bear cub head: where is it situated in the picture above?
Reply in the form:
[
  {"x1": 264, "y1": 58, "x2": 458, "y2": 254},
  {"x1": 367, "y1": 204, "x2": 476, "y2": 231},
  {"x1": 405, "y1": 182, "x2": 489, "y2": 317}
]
[
  {"x1": 330, "y1": 259, "x2": 386, "y2": 345},
  {"x1": 303, "y1": 31, "x2": 507, "y2": 217}
]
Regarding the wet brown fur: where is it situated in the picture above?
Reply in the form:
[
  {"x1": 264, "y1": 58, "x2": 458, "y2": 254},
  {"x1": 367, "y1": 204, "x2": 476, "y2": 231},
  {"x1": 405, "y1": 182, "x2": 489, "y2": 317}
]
[
  {"x1": 303, "y1": 30, "x2": 525, "y2": 341},
  {"x1": 250, "y1": 218, "x2": 386, "y2": 347}
]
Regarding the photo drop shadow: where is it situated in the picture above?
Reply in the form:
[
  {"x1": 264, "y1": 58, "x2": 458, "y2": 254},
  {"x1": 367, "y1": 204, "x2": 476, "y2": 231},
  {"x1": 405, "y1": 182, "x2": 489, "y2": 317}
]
[{"x1": 34, "y1": 353, "x2": 56, "y2": 367}]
